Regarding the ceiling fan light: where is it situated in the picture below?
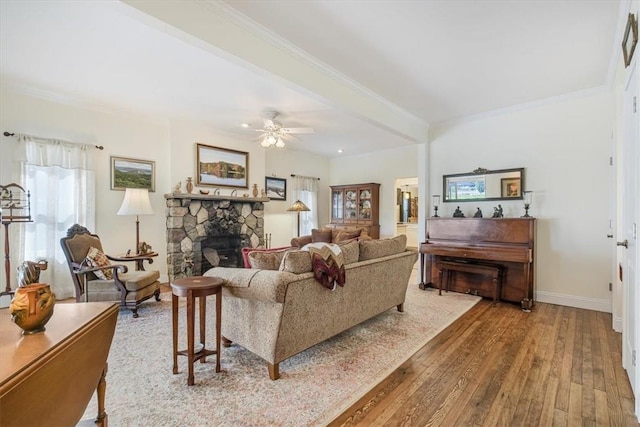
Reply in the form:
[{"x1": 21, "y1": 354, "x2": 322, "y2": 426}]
[
  {"x1": 266, "y1": 134, "x2": 277, "y2": 145},
  {"x1": 275, "y1": 138, "x2": 285, "y2": 148},
  {"x1": 260, "y1": 138, "x2": 271, "y2": 148}
]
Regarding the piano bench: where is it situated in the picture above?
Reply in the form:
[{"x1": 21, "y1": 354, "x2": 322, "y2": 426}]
[{"x1": 436, "y1": 260, "x2": 503, "y2": 304}]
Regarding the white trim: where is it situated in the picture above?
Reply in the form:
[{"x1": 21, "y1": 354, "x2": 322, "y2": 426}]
[
  {"x1": 614, "y1": 315, "x2": 623, "y2": 333},
  {"x1": 535, "y1": 290, "x2": 611, "y2": 313}
]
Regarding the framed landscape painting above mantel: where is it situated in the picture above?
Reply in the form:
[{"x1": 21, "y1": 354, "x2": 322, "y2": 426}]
[
  {"x1": 111, "y1": 156, "x2": 155, "y2": 191},
  {"x1": 196, "y1": 143, "x2": 248, "y2": 189}
]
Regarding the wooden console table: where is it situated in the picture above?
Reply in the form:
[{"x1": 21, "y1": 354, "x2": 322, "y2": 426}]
[{"x1": 0, "y1": 302, "x2": 119, "y2": 426}]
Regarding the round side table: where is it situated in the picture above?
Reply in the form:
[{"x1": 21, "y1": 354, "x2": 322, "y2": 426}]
[{"x1": 171, "y1": 276, "x2": 223, "y2": 386}]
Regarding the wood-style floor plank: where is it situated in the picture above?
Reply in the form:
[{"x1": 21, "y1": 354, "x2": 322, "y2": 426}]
[{"x1": 329, "y1": 296, "x2": 639, "y2": 427}]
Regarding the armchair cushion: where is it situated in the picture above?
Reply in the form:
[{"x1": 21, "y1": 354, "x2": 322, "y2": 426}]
[{"x1": 85, "y1": 247, "x2": 113, "y2": 280}]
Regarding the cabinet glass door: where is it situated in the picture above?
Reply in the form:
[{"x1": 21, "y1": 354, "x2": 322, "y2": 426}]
[
  {"x1": 359, "y1": 188, "x2": 372, "y2": 219},
  {"x1": 345, "y1": 189, "x2": 357, "y2": 220},
  {"x1": 331, "y1": 190, "x2": 344, "y2": 220}
]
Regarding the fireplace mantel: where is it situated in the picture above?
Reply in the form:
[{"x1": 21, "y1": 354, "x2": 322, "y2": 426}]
[{"x1": 164, "y1": 193, "x2": 270, "y2": 203}]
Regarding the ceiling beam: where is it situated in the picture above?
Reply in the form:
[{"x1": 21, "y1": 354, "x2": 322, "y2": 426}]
[{"x1": 121, "y1": 0, "x2": 428, "y2": 143}]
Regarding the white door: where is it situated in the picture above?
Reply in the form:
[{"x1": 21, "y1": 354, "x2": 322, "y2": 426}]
[{"x1": 622, "y1": 61, "x2": 639, "y2": 409}]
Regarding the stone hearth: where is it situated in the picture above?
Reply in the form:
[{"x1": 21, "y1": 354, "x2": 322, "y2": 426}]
[{"x1": 165, "y1": 193, "x2": 268, "y2": 281}]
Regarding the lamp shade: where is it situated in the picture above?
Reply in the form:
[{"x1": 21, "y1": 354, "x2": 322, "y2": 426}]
[
  {"x1": 117, "y1": 188, "x2": 154, "y2": 216},
  {"x1": 287, "y1": 200, "x2": 310, "y2": 212}
]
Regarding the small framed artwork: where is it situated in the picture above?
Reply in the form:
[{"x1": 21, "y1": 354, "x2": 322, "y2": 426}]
[
  {"x1": 196, "y1": 143, "x2": 248, "y2": 188},
  {"x1": 111, "y1": 156, "x2": 155, "y2": 191},
  {"x1": 265, "y1": 177, "x2": 287, "y2": 201},
  {"x1": 623, "y1": 13, "x2": 638, "y2": 68},
  {"x1": 501, "y1": 177, "x2": 521, "y2": 198}
]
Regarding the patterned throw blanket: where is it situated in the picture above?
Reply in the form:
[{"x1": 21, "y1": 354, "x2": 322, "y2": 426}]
[{"x1": 303, "y1": 243, "x2": 345, "y2": 290}]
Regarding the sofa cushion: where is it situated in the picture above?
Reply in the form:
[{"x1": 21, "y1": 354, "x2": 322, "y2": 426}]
[
  {"x1": 242, "y1": 246, "x2": 292, "y2": 269},
  {"x1": 248, "y1": 248, "x2": 292, "y2": 270},
  {"x1": 359, "y1": 235, "x2": 407, "y2": 261},
  {"x1": 279, "y1": 250, "x2": 312, "y2": 274},
  {"x1": 336, "y1": 239, "x2": 359, "y2": 265},
  {"x1": 334, "y1": 229, "x2": 361, "y2": 243},
  {"x1": 311, "y1": 228, "x2": 332, "y2": 243},
  {"x1": 85, "y1": 246, "x2": 112, "y2": 280}
]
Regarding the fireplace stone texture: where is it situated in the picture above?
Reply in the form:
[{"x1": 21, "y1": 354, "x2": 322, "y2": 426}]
[{"x1": 165, "y1": 194, "x2": 267, "y2": 281}]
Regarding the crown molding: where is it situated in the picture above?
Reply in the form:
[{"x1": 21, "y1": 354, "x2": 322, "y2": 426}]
[
  {"x1": 197, "y1": 1, "x2": 425, "y2": 128},
  {"x1": 431, "y1": 85, "x2": 611, "y2": 130},
  {"x1": 2, "y1": 79, "x2": 170, "y2": 126}
]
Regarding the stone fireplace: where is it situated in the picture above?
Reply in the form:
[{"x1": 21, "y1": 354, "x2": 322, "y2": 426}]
[{"x1": 165, "y1": 193, "x2": 268, "y2": 281}]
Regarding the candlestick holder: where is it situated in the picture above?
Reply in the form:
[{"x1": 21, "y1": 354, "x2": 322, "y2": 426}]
[
  {"x1": 432, "y1": 195, "x2": 440, "y2": 217},
  {"x1": 521, "y1": 191, "x2": 533, "y2": 218}
]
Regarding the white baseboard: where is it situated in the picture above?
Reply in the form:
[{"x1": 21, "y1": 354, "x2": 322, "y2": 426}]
[
  {"x1": 613, "y1": 316, "x2": 623, "y2": 333},
  {"x1": 535, "y1": 290, "x2": 611, "y2": 313}
]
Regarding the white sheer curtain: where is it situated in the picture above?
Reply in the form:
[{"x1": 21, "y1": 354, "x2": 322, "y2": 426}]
[
  {"x1": 17, "y1": 136, "x2": 96, "y2": 299},
  {"x1": 291, "y1": 175, "x2": 319, "y2": 236}
]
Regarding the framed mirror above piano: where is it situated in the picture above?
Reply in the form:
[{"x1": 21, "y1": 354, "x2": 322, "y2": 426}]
[{"x1": 443, "y1": 167, "x2": 524, "y2": 202}]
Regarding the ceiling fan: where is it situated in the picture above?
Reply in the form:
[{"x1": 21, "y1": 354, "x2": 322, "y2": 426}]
[{"x1": 252, "y1": 111, "x2": 314, "y2": 148}]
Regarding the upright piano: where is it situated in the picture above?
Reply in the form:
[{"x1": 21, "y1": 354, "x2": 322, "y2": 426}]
[{"x1": 419, "y1": 217, "x2": 536, "y2": 310}]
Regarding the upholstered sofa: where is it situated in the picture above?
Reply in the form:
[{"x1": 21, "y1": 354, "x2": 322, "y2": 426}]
[
  {"x1": 204, "y1": 235, "x2": 417, "y2": 379},
  {"x1": 290, "y1": 225, "x2": 371, "y2": 248}
]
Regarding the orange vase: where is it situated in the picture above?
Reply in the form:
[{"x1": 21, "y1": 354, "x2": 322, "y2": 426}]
[{"x1": 9, "y1": 283, "x2": 56, "y2": 335}]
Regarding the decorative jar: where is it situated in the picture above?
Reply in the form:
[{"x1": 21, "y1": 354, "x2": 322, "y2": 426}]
[{"x1": 9, "y1": 283, "x2": 56, "y2": 335}]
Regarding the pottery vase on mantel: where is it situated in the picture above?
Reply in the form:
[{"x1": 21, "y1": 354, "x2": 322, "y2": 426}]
[
  {"x1": 9, "y1": 283, "x2": 56, "y2": 335},
  {"x1": 186, "y1": 177, "x2": 194, "y2": 194},
  {"x1": 252, "y1": 184, "x2": 259, "y2": 197}
]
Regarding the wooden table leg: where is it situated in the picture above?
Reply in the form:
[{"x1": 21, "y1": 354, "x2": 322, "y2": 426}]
[
  {"x1": 199, "y1": 294, "x2": 206, "y2": 364},
  {"x1": 95, "y1": 364, "x2": 108, "y2": 427},
  {"x1": 187, "y1": 291, "x2": 195, "y2": 386},
  {"x1": 172, "y1": 294, "x2": 178, "y2": 374},
  {"x1": 215, "y1": 289, "x2": 221, "y2": 373}
]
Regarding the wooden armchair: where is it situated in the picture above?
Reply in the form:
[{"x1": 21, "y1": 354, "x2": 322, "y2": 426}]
[{"x1": 60, "y1": 224, "x2": 161, "y2": 317}]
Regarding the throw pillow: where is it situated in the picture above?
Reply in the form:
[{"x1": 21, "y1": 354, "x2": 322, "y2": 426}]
[
  {"x1": 311, "y1": 228, "x2": 332, "y2": 243},
  {"x1": 248, "y1": 248, "x2": 292, "y2": 270},
  {"x1": 242, "y1": 246, "x2": 293, "y2": 268},
  {"x1": 336, "y1": 239, "x2": 359, "y2": 264},
  {"x1": 359, "y1": 235, "x2": 407, "y2": 261},
  {"x1": 85, "y1": 246, "x2": 112, "y2": 280},
  {"x1": 334, "y1": 229, "x2": 361, "y2": 243},
  {"x1": 279, "y1": 250, "x2": 313, "y2": 274}
]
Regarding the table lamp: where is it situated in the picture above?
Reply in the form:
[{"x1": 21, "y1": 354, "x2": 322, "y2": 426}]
[{"x1": 117, "y1": 188, "x2": 154, "y2": 254}]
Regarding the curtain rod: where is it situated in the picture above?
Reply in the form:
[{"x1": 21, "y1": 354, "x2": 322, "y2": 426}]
[
  {"x1": 290, "y1": 174, "x2": 320, "y2": 180},
  {"x1": 3, "y1": 131, "x2": 104, "y2": 150}
]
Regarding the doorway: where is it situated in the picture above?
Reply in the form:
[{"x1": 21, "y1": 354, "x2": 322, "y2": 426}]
[{"x1": 395, "y1": 177, "x2": 419, "y2": 248}]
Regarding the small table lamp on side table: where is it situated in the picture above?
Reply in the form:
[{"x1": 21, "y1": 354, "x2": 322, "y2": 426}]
[{"x1": 117, "y1": 188, "x2": 154, "y2": 261}]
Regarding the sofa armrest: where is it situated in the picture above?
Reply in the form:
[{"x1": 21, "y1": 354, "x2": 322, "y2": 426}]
[
  {"x1": 205, "y1": 267, "x2": 309, "y2": 303},
  {"x1": 290, "y1": 235, "x2": 312, "y2": 248}
]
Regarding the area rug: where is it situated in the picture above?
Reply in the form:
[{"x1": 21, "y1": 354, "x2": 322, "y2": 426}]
[{"x1": 83, "y1": 274, "x2": 480, "y2": 426}]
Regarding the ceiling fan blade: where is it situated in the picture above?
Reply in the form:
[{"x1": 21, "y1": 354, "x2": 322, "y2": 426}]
[{"x1": 281, "y1": 127, "x2": 315, "y2": 134}]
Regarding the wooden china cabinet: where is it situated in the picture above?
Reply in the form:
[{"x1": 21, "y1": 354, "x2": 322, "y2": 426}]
[{"x1": 329, "y1": 183, "x2": 380, "y2": 238}]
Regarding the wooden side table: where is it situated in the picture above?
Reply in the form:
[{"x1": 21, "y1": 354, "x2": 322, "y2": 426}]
[{"x1": 171, "y1": 276, "x2": 223, "y2": 385}]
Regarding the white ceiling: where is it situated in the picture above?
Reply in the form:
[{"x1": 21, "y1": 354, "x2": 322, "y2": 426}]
[{"x1": 0, "y1": 0, "x2": 623, "y2": 158}]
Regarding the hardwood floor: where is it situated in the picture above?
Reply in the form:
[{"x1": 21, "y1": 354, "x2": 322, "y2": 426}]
[{"x1": 330, "y1": 297, "x2": 639, "y2": 426}]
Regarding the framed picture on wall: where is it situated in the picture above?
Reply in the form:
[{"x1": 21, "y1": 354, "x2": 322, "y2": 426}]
[
  {"x1": 196, "y1": 143, "x2": 248, "y2": 188},
  {"x1": 623, "y1": 13, "x2": 638, "y2": 68},
  {"x1": 265, "y1": 177, "x2": 287, "y2": 201},
  {"x1": 501, "y1": 177, "x2": 521, "y2": 198},
  {"x1": 110, "y1": 156, "x2": 155, "y2": 191}
]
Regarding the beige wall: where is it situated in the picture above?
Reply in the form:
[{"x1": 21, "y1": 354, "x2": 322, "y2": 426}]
[
  {"x1": 0, "y1": 86, "x2": 617, "y2": 313},
  {"x1": 430, "y1": 90, "x2": 614, "y2": 311}
]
